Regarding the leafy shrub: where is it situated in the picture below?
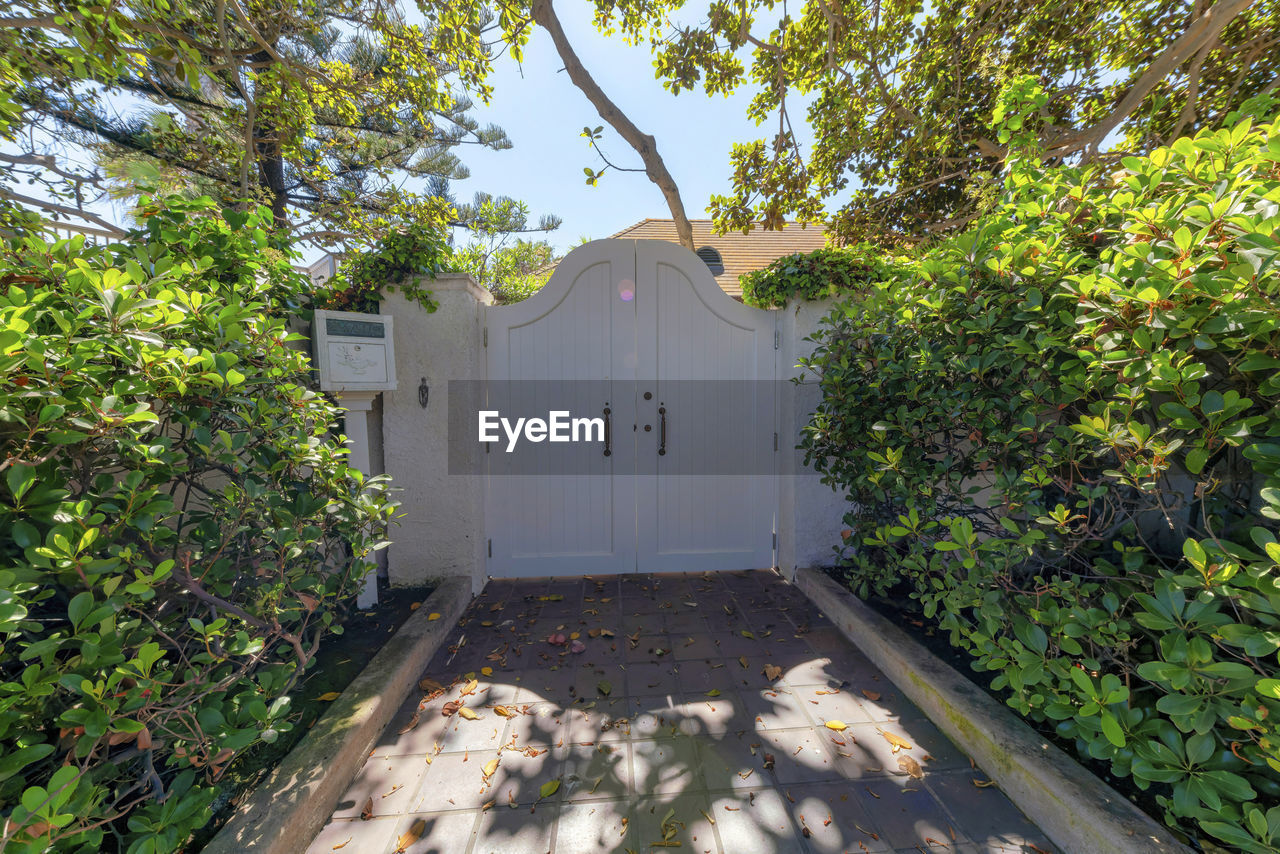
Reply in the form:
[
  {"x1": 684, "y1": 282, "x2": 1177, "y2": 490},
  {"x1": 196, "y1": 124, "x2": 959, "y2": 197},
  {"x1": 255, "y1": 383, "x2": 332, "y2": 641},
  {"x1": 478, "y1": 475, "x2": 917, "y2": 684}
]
[
  {"x1": 451, "y1": 238, "x2": 556, "y2": 305},
  {"x1": 739, "y1": 246, "x2": 885, "y2": 308},
  {"x1": 0, "y1": 197, "x2": 394, "y2": 852},
  {"x1": 801, "y1": 116, "x2": 1280, "y2": 851},
  {"x1": 318, "y1": 221, "x2": 449, "y2": 313}
]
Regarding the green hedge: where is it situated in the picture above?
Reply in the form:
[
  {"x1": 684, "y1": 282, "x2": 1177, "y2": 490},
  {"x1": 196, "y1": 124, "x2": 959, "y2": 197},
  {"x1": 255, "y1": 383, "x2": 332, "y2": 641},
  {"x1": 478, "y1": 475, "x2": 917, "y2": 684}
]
[
  {"x1": 0, "y1": 198, "x2": 395, "y2": 852},
  {"x1": 800, "y1": 118, "x2": 1280, "y2": 851}
]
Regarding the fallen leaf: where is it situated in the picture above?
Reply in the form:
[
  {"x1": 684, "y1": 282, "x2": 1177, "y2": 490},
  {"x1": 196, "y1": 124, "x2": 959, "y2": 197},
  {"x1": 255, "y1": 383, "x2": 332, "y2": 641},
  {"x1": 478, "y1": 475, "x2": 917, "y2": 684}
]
[
  {"x1": 569, "y1": 639, "x2": 586, "y2": 654},
  {"x1": 538, "y1": 779, "x2": 560, "y2": 800},
  {"x1": 398, "y1": 711, "x2": 421, "y2": 734},
  {"x1": 419, "y1": 677, "x2": 445, "y2": 693},
  {"x1": 972, "y1": 778, "x2": 997, "y2": 788},
  {"x1": 427, "y1": 612, "x2": 442, "y2": 621},
  {"x1": 569, "y1": 632, "x2": 580, "y2": 640},
  {"x1": 494, "y1": 705, "x2": 516, "y2": 718},
  {"x1": 739, "y1": 656, "x2": 748, "y2": 669},
  {"x1": 741, "y1": 630, "x2": 756, "y2": 639},
  {"x1": 482, "y1": 758, "x2": 499, "y2": 780},
  {"x1": 360, "y1": 796, "x2": 373, "y2": 820},
  {"x1": 877, "y1": 728, "x2": 912, "y2": 752},
  {"x1": 600, "y1": 629, "x2": 615, "y2": 638},
  {"x1": 597, "y1": 680, "x2": 612, "y2": 697},
  {"x1": 332, "y1": 836, "x2": 352, "y2": 849},
  {"x1": 481, "y1": 666, "x2": 493, "y2": 676},
  {"x1": 588, "y1": 628, "x2": 602, "y2": 638},
  {"x1": 394, "y1": 818, "x2": 425, "y2": 852},
  {"x1": 861, "y1": 690, "x2": 881, "y2": 701},
  {"x1": 460, "y1": 679, "x2": 479, "y2": 696},
  {"x1": 763, "y1": 664, "x2": 782, "y2": 681},
  {"x1": 825, "y1": 720, "x2": 849, "y2": 732},
  {"x1": 548, "y1": 632, "x2": 567, "y2": 646},
  {"x1": 318, "y1": 691, "x2": 342, "y2": 702},
  {"x1": 458, "y1": 707, "x2": 479, "y2": 720},
  {"x1": 442, "y1": 700, "x2": 462, "y2": 717},
  {"x1": 409, "y1": 602, "x2": 422, "y2": 611},
  {"x1": 706, "y1": 689, "x2": 721, "y2": 697},
  {"x1": 897, "y1": 756, "x2": 924, "y2": 779}
]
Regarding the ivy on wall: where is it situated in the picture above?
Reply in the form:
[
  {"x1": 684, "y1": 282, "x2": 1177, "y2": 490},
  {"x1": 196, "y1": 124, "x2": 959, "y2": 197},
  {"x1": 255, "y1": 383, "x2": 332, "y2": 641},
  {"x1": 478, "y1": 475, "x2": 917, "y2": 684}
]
[
  {"x1": 739, "y1": 247, "x2": 889, "y2": 308},
  {"x1": 317, "y1": 222, "x2": 449, "y2": 314}
]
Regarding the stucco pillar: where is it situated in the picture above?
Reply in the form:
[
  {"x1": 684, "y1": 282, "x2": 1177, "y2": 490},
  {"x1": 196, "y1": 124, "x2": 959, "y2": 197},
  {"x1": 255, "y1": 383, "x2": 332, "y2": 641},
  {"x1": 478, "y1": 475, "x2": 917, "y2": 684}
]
[
  {"x1": 335, "y1": 391, "x2": 380, "y2": 608},
  {"x1": 380, "y1": 275, "x2": 492, "y2": 593},
  {"x1": 777, "y1": 297, "x2": 855, "y2": 574}
]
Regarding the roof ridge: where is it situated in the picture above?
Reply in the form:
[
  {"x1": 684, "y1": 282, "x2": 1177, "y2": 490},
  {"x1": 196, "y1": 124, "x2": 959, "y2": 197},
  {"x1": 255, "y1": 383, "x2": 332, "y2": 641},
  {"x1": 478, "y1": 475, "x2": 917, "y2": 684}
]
[{"x1": 607, "y1": 217, "x2": 825, "y2": 237}]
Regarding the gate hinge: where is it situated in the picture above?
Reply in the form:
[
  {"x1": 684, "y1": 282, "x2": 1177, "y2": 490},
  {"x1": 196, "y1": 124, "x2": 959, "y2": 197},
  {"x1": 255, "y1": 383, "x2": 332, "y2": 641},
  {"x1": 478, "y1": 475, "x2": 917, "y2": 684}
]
[
  {"x1": 483, "y1": 327, "x2": 488, "y2": 347},
  {"x1": 774, "y1": 330, "x2": 780, "y2": 350},
  {"x1": 773, "y1": 432, "x2": 778, "y2": 452},
  {"x1": 488, "y1": 538, "x2": 492, "y2": 558}
]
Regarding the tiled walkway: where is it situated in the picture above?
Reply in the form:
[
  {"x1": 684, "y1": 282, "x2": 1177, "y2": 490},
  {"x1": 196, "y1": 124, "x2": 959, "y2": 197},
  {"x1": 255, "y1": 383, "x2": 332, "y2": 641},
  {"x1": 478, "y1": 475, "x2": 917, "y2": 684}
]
[{"x1": 307, "y1": 571, "x2": 1053, "y2": 854}]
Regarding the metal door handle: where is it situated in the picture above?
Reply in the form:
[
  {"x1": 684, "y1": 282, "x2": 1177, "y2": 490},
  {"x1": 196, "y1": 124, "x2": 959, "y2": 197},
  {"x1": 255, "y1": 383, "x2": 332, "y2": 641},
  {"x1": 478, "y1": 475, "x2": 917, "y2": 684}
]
[
  {"x1": 603, "y1": 406, "x2": 612, "y2": 457},
  {"x1": 658, "y1": 406, "x2": 666, "y2": 456}
]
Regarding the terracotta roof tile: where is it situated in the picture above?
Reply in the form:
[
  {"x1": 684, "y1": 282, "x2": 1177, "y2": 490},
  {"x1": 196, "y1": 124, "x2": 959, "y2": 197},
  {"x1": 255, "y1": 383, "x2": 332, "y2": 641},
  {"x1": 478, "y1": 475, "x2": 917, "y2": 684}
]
[{"x1": 600, "y1": 219, "x2": 828, "y2": 297}]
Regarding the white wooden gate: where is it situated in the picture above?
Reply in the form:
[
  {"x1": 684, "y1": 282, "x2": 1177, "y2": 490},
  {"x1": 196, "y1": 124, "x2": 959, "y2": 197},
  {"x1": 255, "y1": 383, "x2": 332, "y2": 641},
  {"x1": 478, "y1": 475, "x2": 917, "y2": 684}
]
[{"x1": 485, "y1": 240, "x2": 777, "y2": 577}]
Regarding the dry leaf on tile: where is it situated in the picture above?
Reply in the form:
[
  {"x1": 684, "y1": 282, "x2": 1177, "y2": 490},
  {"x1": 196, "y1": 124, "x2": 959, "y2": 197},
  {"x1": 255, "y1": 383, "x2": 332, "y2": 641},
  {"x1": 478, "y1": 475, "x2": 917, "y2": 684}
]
[
  {"x1": 877, "y1": 728, "x2": 912, "y2": 752},
  {"x1": 394, "y1": 818, "x2": 426, "y2": 852},
  {"x1": 897, "y1": 755, "x2": 924, "y2": 779}
]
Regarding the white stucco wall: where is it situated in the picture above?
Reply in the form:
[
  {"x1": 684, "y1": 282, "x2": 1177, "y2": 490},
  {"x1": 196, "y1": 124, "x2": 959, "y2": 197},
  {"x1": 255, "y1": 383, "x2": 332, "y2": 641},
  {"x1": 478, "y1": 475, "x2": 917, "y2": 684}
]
[
  {"x1": 777, "y1": 298, "x2": 857, "y2": 575},
  {"x1": 381, "y1": 275, "x2": 490, "y2": 593}
]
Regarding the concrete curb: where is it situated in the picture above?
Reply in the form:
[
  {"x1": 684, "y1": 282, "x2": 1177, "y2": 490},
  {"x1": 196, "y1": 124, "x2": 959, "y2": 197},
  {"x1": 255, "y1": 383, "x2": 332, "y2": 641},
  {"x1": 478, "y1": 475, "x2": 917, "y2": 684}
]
[
  {"x1": 203, "y1": 576, "x2": 473, "y2": 854},
  {"x1": 793, "y1": 568, "x2": 1192, "y2": 854}
]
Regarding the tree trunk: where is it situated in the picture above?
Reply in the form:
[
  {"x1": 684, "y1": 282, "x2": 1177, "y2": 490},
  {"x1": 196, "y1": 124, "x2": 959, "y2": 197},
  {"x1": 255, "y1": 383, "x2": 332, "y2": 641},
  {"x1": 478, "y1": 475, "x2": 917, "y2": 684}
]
[
  {"x1": 531, "y1": 0, "x2": 694, "y2": 250},
  {"x1": 249, "y1": 49, "x2": 289, "y2": 227}
]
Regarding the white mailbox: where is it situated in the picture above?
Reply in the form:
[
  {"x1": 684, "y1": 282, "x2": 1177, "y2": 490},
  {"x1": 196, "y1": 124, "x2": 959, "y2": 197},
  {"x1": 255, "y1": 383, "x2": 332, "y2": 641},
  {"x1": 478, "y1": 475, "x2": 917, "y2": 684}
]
[{"x1": 312, "y1": 309, "x2": 397, "y2": 392}]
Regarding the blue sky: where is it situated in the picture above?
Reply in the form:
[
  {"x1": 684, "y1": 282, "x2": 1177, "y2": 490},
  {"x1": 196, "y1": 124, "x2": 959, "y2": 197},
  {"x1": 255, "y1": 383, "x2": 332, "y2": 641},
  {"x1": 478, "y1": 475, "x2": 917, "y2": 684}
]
[{"x1": 446, "y1": 0, "x2": 819, "y2": 256}]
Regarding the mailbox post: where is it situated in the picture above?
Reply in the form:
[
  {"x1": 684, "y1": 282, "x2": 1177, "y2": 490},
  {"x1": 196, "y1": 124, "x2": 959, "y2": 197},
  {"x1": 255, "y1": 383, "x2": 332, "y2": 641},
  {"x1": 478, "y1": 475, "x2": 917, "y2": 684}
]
[{"x1": 312, "y1": 310, "x2": 397, "y2": 608}]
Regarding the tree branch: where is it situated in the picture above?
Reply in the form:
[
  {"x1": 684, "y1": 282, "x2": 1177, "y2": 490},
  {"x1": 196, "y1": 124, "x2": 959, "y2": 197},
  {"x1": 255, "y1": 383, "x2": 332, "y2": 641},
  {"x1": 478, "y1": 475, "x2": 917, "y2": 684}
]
[
  {"x1": 530, "y1": 0, "x2": 694, "y2": 250},
  {"x1": 1048, "y1": 0, "x2": 1255, "y2": 159}
]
